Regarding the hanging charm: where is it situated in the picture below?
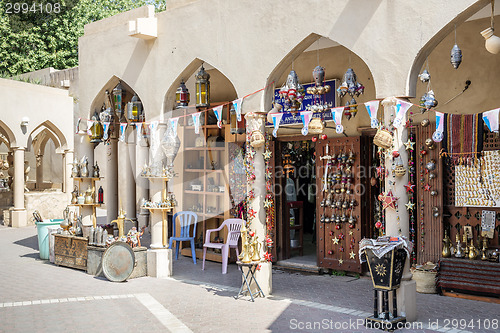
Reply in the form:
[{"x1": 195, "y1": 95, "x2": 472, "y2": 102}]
[
  {"x1": 418, "y1": 69, "x2": 431, "y2": 83},
  {"x1": 450, "y1": 44, "x2": 462, "y2": 69}
]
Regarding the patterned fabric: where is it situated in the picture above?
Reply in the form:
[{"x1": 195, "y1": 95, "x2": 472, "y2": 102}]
[
  {"x1": 358, "y1": 236, "x2": 413, "y2": 263},
  {"x1": 443, "y1": 113, "x2": 483, "y2": 157}
]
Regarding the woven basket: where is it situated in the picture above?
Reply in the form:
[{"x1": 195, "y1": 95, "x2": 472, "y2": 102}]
[
  {"x1": 411, "y1": 269, "x2": 437, "y2": 294},
  {"x1": 373, "y1": 128, "x2": 393, "y2": 149},
  {"x1": 250, "y1": 130, "x2": 265, "y2": 148},
  {"x1": 308, "y1": 118, "x2": 324, "y2": 134},
  {"x1": 394, "y1": 165, "x2": 406, "y2": 177}
]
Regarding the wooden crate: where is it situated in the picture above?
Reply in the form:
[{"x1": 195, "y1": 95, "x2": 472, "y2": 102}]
[{"x1": 54, "y1": 234, "x2": 88, "y2": 271}]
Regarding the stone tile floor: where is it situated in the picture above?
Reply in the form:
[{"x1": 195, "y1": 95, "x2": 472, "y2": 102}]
[{"x1": 0, "y1": 225, "x2": 499, "y2": 333}]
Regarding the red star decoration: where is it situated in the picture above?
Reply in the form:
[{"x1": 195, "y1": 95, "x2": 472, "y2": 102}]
[
  {"x1": 247, "y1": 209, "x2": 257, "y2": 220},
  {"x1": 378, "y1": 191, "x2": 398, "y2": 210},
  {"x1": 404, "y1": 181, "x2": 415, "y2": 193},
  {"x1": 424, "y1": 183, "x2": 431, "y2": 191},
  {"x1": 376, "y1": 166, "x2": 385, "y2": 178}
]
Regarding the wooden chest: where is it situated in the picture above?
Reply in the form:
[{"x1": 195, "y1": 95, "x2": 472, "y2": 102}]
[
  {"x1": 437, "y1": 258, "x2": 500, "y2": 299},
  {"x1": 54, "y1": 234, "x2": 88, "y2": 271}
]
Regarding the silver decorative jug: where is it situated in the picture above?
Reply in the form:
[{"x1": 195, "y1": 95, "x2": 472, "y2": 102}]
[{"x1": 80, "y1": 156, "x2": 89, "y2": 177}]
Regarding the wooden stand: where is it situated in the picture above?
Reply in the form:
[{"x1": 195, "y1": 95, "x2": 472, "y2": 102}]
[
  {"x1": 141, "y1": 176, "x2": 172, "y2": 247},
  {"x1": 71, "y1": 177, "x2": 103, "y2": 227}
]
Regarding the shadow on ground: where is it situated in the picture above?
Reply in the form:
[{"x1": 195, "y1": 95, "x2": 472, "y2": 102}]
[{"x1": 14, "y1": 234, "x2": 39, "y2": 250}]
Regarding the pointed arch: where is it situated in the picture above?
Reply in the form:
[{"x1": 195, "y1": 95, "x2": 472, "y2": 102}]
[
  {"x1": 163, "y1": 58, "x2": 238, "y2": 113},
  {"x1": 262, "y1": 33, "x2": 376, "y2": 111},
  {"x1": 406, "y1": 1, "x2": 490, "y2": 97},
  {"x1": 0, "y1": 119, "x2": 16, "y2": 148},
  {"x1": 30, "y1": 120, "x2": 67, "y2": 152},
  {"x1": 32, "y1": 128, "x2": 61, "y2": 155}
]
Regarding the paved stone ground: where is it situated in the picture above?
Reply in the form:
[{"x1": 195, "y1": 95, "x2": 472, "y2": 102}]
[{"x1": 0, "y1": 226, "x2": 499, "y2": 333}]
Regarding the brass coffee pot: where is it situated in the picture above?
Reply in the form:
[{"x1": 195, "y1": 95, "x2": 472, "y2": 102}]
[
  {"x1": 454, "y1": 234, "x2": 464, "y2": 258},
  {"x1": 468, "y1": 239, "x2": 478, "y2": 260},
  {"x1": 442, "y1": 231, "x2": 452, "y2": 258},
  {"x1": 481, "y1": 238, "x2": 489, "y2": 261},
  {"x1": 251, "y1": 236, "x2": 261, "y2": 262}
]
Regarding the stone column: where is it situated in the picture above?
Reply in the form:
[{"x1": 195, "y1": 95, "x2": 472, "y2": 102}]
[
  {"x1": 244, "y1": 112, "x2": 272, "y2": 295},
  {"x1": 381, "y1": 97, "x2": 417, "y2": 321},
  {"x1": 35, "y1": 154, "x2": 43, "y2": 190},
  {"x1": 63, "y1": 150, "x2": 74, "y2": 193},
  {"x1": 117, "y1": 126, "x2": 136, "y2": 233},
  {"x1": 136, "y1": 137, "x2": 149, "y2": 229},
  {"x1": 106, "y1": 139, "x2": 118, "y2": 224},
  {"x1": 147, "y1": 124, "x2": 172, "y2": 278},
  {"x1": 11, "y1": 147, "x2": 27, "y2": 227}
]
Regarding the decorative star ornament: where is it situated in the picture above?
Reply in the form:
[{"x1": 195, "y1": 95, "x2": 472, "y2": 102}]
[
  {"x1": 349, "y1": 231, "x2": 354, "y2": 236},
  {"x1": 265, "y1": 170, "x2": 272, "y2": 180},
  {"x1": 404, "y1": 139, "x2": 415, "y2": 151},
  {"x1": 338, "y1": 259, "x2": 344, "y2": 265},
  {"x1": 247, "y1": 149, "x2": 256, "y2": 159},
  {"x1": 332, "y1": 236, "x2": 339, "y2": 244},
  {"x1": 378, "y1": 191, "x2": 398, "y2": 210},
  {"x1": 405, "y1": 201, "x2": 415, "y2": 211},
  {"x1": 349, "y1": 251, "x2": 356, "y2": 259},
  {"x1": 404, "y1": 181, "x2": 415, "y2": 193},
  {"x1": 424, "y1": 183, "x2": 431, "y2": 191},
  {"x1": 262, "y1": 149, "x2": 272, "y2": 161},
  {"x1": 376, "y1": 165, "x2": 385, "y2": 178},
  {"x1": 263, "y1": 198, "x2": 272, "y2": 209}
]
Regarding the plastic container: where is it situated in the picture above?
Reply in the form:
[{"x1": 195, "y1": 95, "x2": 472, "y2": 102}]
[{"x1": 36, "y1": 219, "x2": 63, "y2": 260}]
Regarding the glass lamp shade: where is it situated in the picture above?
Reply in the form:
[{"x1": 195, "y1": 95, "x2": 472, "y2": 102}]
[
  {"x1": 127, "y1": 94, "x2": 142, "y2": 122},
  {"x1": 161, "y1": 125, "x2": 180, "y2": 170},
  {"x1": 90, "y1": 111, "x2": 103, "y2": 143},
  {"x1": 175, "y1": 80, "x2": 190, "y2": 108},
  {"x1": 113, "y1": 82, "x2": 124, "y2": 115},
  {"x1": 195, "y1": 65, "x2": 210, "y2": 107}
]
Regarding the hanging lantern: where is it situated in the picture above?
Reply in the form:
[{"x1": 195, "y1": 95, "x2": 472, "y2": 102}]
[
  {"x1": 175, "y1": 80, "x2": 190, "y2": 108},
  {"x1": 276, "y1": 70, "x2": 304, "y2": 112},
  {"x1": 394, "y1": 164, "x2": 406, "y2": 177},
  {"x1": 195, "y1": 64, "x2": 210, "y2": 107},
  {"x1": 308, "y1": 117, "x2": 324, "y2": 134},
  {"x1": 230, "y1": 104, "x2": 245, "y2": 135},
  {"x1": 161, "y1": 123, "x2": 180, "y2": 171},
  {"x1": 127, "y1": 94, "x2": 142, "y2": 122},
  {"x1": 349, "y1": 98, "x2": 358, "y2": 117},
  {"x1": 418, "y1": 69, "x2": 431, "y2": 83},
  {"x1": 424, "y1": 90, "x2": 438, "y2": 110},
  {"x1": 450, "y1": 44, "x2": 462, "y2": 69},
  {"x1": 112, "y1": 82, "x2": 125, "y2": 116},
  {"x1": 90, "y1": 110, "x2": 103, "y2": 143}
]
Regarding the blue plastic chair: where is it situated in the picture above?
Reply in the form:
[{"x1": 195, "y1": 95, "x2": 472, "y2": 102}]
[{"x1": 169, "y1": 211, "x2": 198, "y2": 264}]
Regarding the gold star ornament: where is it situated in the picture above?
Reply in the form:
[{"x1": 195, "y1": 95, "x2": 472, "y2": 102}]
[
  {"x1": 262, "y1": 149, "x2": 272, "y2": 161},
  {"x1": 405, "y1": 201, "x2": 415, "y2": 211},
  {"x1": 338, "y1": 259, "x2": 344, "y2": 265},
  {"x1": 349, "y1": 251, "x2": 356, "y2": 259},
  {"x1": 404, "y1": 139, "x2": 415, "y2": 151},
  {"x1": 332, "y1": 236, "x2": 339, "y2": 244},
  {"x1": 263, "y1": 198, "x2": 272, "y2": 209}
]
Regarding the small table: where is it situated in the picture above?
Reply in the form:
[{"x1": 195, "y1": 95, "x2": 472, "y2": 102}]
[{"x1": 235, "y1": 261, "x2": 265, "y2": 301}]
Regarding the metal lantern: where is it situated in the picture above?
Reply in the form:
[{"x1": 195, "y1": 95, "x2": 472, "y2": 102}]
[
  {"x1": 127, "y1": 94, "x2": 142, "y2": 122},
  {"x1": 450, "y1": 44, "x2": 462, "y2": 69},
  {"x1": 313, "y1": 65, "x2": 325, "y2": 87},
  {"x1": 113, "y1": 82, "x2": 125, "y2": 116},
  {"x1": 418, "y1": 69, "x2": 431, "y2": 82},
  {"x1": 230, "y1": 105, "x2": 245, "y2": 135},
  {"x1": 90, "y1": 110, "x2": 103, "y2": 143},
  {"x1": 175, "y1": 80, "x2": 190, "y2": 108},
  {"x1": 195, "y1": 65, "x2": 210, "y2": 107}
]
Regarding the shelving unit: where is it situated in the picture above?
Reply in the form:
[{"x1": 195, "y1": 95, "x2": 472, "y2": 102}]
[
  {"x1": 141, "y1": 176, "x2": 173, "y2": 247},
  {"x1": 71, "y1": 177, "x2": 103, "y2": 227},
  {"x1": 180, "y1": 103, "x2": 240, "y2": 262}
]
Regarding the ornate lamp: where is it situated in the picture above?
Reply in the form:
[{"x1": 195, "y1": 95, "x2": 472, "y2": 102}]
[
  {"x1": 195, "y1": 65, "x2": 210, "y2": 107},
  {"x1": 112, "y1": 82, "x2": 125, "y2": 116},
  {"x1": 127, "y1": 94, "x2": 143, "y2": 122},
  {"x1": 161, "y1": 123, "x2": 181, "y2": 171},
  {"x1": 90, "y1": 110, "x2": 103, "y2": 143},
  {"x1": 175, "y1": 80, "x2": 190, "y2": 108},
  {"x1": 230, "y1": 105, "x2": 245, "y2": 134}
]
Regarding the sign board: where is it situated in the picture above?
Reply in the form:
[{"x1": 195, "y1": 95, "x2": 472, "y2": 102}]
[{"x1": 267, "y1": 79, "x2": 338, "y2": 127}]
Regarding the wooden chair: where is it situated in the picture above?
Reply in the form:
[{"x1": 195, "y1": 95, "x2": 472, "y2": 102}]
[{"x1": 202, "y1": 218, "x2": 244, "y2": 274}]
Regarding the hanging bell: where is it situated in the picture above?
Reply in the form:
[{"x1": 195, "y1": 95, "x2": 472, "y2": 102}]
[
  {"x1": 320, "y1": 199, "x2": 326, "y2": 207},
  {"x1": 325, "y1": 215, "x2": 330, "y2": 223},
  {"x1": 320, "y1": 214, "x2": 325, "y2": 223},
  {"x1": 430, "y1": 190, "x2": 438, "y2": 196},
  {"x1": 342, "y1": 200, "x2": 349, "y2": 209},
  {"x1": 350, "y1": 199, "x2": 356, "y2": 207},
  {"x1": 425, "y1": 138, "x2": 436, "y2": 150},
  {"x1": 432, "y1": 207, "x2": 440, "y2": 217},
  {"x1": 426, "y1": 159, "x2": 437, "y2": 171},
  {"x1": 335, "y1": 215, "x2": 341, "y2": 223},
  {"x1": 450, "y1": 44, "x2": 462, "y2": 69},
  {"x1": 341, "y1": 213, "x2": 347, "y2": 223},
  {"x1": 348, "y1": 215, "x2": 356, "y2": 225},
  {"x1": 418, "y1": 69, "x2": 431, "y2": 82},
  {"x1": 312, "y1": 65, "x2": 325, "y2": 87},
  {"x1": 336, "y1": 199, "x2": 342, "y2": 208},
  {"x1": 421, "y1": 119, "x2": 430, "y2": 127},
  {"x1": 429, "y1": 172, "x2": 436, "y2": 179},
  {"x1": 424, "y1": 90, "x2": 438, "y2": 109}
]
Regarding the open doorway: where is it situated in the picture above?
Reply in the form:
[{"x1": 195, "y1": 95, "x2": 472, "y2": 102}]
[{"x1": 275, "y1": 139, "x2": 317, "y2": 269}]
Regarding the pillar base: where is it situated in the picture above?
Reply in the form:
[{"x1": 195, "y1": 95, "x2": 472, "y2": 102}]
[
  {"x1": 396, "y1": 279, "x2": 417, "y2": 322},
  {"x1": 10, "y1": 209, "x2": 27, "y2": 228},
  {"x1": 147, "y1": 248, "x2": 173, "y2": 278},
  {"x1": 242, "y1": 261, "x2": 272, "y2": 296},
  {"x1": 137, "y1": 213, "x2": 149, "y2": 229}
]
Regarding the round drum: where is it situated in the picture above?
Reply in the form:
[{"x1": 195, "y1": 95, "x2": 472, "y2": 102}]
[{"x1": 102, "y1": 242, "x2": 135, "y2": 282}]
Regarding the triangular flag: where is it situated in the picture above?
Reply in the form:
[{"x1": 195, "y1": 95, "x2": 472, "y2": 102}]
[
  {"x1": 331, "y1": 107, "x2": 344, "y2": 134},
  {"x1": 364, "y1": 100, "x2": 380, "y2": 128},
  {"x1": 76, "y1": 117, "x2": 81, "y2": 134},
  {"x1": 393, "y1": 99, "x2": 412, "y2": 128},
  {"x1": 213, "y1": 105, "x2": 223, "y2": 128},
  {"x1": 233, "y1": 98, "x2": 243, "y2": 121},
  {"x1": 483, "y1": 109, "x2": 500, "y2": 133},
  {"x1": 192, "y1": 112, "x2": 202, "y2": 134},
  {"x1": 170, "y1": 117, "x2": 179, "y2": 136},
  {"x1": 300, "y1": 111, "x2": 313, "y2": 136},
  {"x1": 432, "y1": 112, "x2": 445, "y2": 142},
  {"x1": 271, "y1": 113, "x2": 283, "y2": 138},
  {"x1": 136, "y1": 122, "x2": 143, "y2": 142},
  {"x1": 149, "y1": 121, "x2": 159, "y2": 156},
  {"x1": 119, "y1": 123, "x2": 127, "y2": 142},
  {"x1": 103, "y1": 122, "x2": 110, "y2": 140},
  {"x1": 87, "y1": 120, "x2": 93, "y2": 136}
]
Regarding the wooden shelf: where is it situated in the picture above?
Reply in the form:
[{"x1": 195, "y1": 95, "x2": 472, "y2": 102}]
[
  {"x1": 185, "y1": 169, "x2": 205, "y2": 172},
  {"x1": 184, "y1": 147, "x2": 225, "y2": 151},
  {"x1": 141, "y1": 176, "x2": 171, "y2": 180},
  {"x1": 69, "y1": 203, "x2": 102, "y2": 207},
  {"x1": 184, "y1": 190, "x2": 224, "y2": 195},
  {"x1": 72, "y1": 177, "x2": 103, "y2": 180},
  {"x1": 141, "y1": 206, "x2": 173, "y2": 211}
]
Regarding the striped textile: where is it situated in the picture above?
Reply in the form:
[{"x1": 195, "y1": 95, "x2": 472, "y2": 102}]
[{"x1": 443, "y1": 113, "x2": 483, "y2": 157}]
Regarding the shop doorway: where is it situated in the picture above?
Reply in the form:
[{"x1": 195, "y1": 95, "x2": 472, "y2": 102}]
[{"x1": 275, "y1": 139, "x2": 317, "y2": 268}]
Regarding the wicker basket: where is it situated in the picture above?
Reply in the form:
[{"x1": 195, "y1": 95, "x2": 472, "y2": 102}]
[
  {"x1": 373, "y1": 128, "x2": 393, "y2": 149},
  {"x1": 394, "y1": 165, "x2": 406, "y2": 177},
  {"x1": 308, "y1": 118, "x2": 324, "y2": 134},
  {"x1": 411, "y1": 268, "x2": 437, "y2": 294}
]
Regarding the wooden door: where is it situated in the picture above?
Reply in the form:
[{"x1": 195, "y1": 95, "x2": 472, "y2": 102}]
[{"x1": 316, "y1": 136, "x2": 364, "y2": 272}]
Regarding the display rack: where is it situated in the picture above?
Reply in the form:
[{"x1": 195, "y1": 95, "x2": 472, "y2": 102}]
[
  {"x1": 70, "y1": 177, "x2": 103, "y2": 227},
  {"x1": 141, "y1": 176, "x2": 173, "y2": 247},
  {"x1": 180, "y1": 104, "x2": 235, "y2": 263}
]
